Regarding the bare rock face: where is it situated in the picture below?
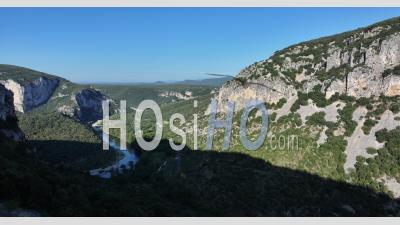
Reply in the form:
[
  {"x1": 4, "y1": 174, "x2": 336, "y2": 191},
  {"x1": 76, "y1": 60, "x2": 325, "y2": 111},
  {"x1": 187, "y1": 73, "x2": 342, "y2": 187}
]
[
  {"x1": 325, "y1": 33, "x2": 400, "y2": 98},
  {"x1": 0, "y1": 84, "x2": 25, "y2": 141},
  {"x1": 326, "y1": 47, "x2": 343, "y2": 71},
  {"x1": 217, "y1": 75, "x2": 296, "y2": 112},
  {"x1": 0, "y1": 66, "x2": 114, "y2": 126},
  {"x1": 384, "y1": 76, "x2": 400, "y2": 96},
  {"x1": 159, "y1": 90, "x2": 193, "y2": 100},
  {"x1": 74, "y1": 88, "x2": 109, "y2": 124},
  {"x1": 0, "y1": 77, "x2": 59, "y2": 112},
  {"x1": 57, "y1": 105, "x2": 75, "y2": 117}
]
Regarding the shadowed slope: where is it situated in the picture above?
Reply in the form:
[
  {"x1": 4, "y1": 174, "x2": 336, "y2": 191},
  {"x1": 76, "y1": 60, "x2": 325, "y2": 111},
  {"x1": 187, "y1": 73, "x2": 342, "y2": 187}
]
[{"x1": 0, "y1": 138, "x2": 399, "y2": 216}]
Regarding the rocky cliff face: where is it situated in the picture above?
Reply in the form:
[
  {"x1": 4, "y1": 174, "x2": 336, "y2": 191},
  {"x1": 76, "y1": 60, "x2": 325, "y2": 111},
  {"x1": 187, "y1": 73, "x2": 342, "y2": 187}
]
[
  {"x1": 0, "y1": 77, "x2": 59, "y2": 112},
  {"x1": 0, "y1": 65, "x2": 113, "y2": 125},
  {"x1": 0, "y1": 84, "x2": 25, "y2": 141},
  {"x1": 217, "y1": 76, "x2": 296, "y2": 111},
  {"x1": 73, "y1": 88, "x2": 110, "y2": 124},
  {"x1": 217, "y1": 17, "x2": 400, "y2": 111}
]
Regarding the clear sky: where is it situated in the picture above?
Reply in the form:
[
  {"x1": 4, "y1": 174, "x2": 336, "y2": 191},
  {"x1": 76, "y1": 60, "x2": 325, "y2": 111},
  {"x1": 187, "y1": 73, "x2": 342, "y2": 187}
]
[{"x1": 0, "y1": 8, "x2": 399, "y2": 83}]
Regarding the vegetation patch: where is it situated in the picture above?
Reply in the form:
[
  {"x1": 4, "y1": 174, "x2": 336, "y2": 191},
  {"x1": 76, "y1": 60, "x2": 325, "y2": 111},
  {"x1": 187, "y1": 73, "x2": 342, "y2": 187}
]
[
  {"x1": 338, "y1": 103, "x2": 357, "y2": 137},
  {"x1": 382, "y1": 65, "x2": 400, "y2": 78},
  {"x1": 306, "y1": 112, "x2": 327, "y2": 126},
  {"x1": 362, "y1": 118, "x2": 378, "y2": 135}
]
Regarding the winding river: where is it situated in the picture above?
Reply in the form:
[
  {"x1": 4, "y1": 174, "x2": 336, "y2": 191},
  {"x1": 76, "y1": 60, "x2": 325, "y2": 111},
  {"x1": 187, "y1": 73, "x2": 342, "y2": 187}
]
[{"x1": 89, "y1": 124, "x2": 139, "y2": 179}]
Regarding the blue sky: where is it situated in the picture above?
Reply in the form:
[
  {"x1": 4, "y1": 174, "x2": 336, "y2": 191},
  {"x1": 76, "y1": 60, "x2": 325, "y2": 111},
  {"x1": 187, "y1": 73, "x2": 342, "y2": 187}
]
[{"x1": 0, "y1": 8, "x2": 399, "y2": 83}]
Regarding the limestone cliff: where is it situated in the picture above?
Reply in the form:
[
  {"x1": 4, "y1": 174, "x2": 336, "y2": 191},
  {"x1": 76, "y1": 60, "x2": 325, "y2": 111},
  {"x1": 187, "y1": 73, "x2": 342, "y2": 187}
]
[
  {"x1": 0, "y1": 84, "x2": 25, "y2": 141},
  {"x1": 0, "y1": 65, "x2": 113, "y2": 125},
  {"x1": 55, "y1": 87, "x2": 113, "y2": 124},
  {"x1": 217, "y1": 17, "x2": 400, "y2": 111},
  {"x1": 214, "y1": 17, "x2": 400, "y2": 195},
  {"x1": 74, "y1": 88, "x2": 110, "y2": 124},
  {"x1": 0, "y1": 77, "x2": 59, "y2": 112}
]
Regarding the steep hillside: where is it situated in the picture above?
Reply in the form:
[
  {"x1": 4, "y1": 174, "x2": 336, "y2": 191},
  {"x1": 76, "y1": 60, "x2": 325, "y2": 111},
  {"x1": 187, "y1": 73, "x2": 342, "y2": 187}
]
[
  {"x1": 0, "y1": 65, "x2": 117, "y2": 169},
  {"x1": 0, "y1": 64, "x2": 113, "y2": 124},
  {"x1": 218, "y1": 17, "x2": 400, "y2": 110},
  {"x1": 218, "y1": 18, "x2": 400, "y2": 109},
  {"x1": 108, "y1": 17, "x2": 400, "y2": 200},
  {"x1": 0, "y1": 65, "x2": 60, "y2": 112},
  {"x1": 210, "y1": 16, "x2": 400, "y2": 198}
]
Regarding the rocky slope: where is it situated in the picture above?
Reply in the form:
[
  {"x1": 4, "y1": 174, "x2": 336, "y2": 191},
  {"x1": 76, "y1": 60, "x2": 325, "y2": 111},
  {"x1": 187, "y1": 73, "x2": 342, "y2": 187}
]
[
  {"x1": 0, "y1": 65, "x2": 117, "y2": 170},
  {"x1": 55, "y1": 85, "x2": 115, "y2": 124},
  {"x1": 0, "y1": 84, "x2": 24, "y2": 141},
  {"x1": 214, "y1": 17, "x2": 400, "y2": 198},
  {"x1": 217, "y1": 17, "x2": 400, "y2": 111},
  {"x1": 0, "y1": 65, "x2": 113, "y2": 124},
  {"x1": 0, "y1": 77, "x2": 59, "y2": 112},
  {"x1": 74, "y1": 88, "x2": 110, "y2": 124},
  {"x1": 0, "y1": 65, "x2": 61, "y2": 112}
]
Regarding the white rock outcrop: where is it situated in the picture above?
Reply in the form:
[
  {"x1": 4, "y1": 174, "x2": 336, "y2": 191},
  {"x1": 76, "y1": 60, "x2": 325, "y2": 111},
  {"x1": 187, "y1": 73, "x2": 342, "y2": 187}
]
[
  {"x1": 0, "y1": 77, "x2": 59, "y2": 112},
  {"x1": 159, "y1": 91, "x2": 193, "y2": 100},
  {"x1": 217, "y1": 76, "x2": 296, "y2": 112}
]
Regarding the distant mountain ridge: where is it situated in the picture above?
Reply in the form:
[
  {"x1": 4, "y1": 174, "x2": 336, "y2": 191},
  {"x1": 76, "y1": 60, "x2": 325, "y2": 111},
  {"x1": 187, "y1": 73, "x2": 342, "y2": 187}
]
[
  {"x1": 177, "y1": 77, "x2": 233, "y2": 87},
  {"x1": 89, "y1": 76, "x2": 232, "y2": 87}
]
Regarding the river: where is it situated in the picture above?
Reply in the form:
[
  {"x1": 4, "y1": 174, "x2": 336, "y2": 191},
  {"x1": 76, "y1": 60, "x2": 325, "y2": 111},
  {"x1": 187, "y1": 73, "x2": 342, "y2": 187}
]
[{"x1": 89, "y1": 124, "x2": 139, "y2": 179}]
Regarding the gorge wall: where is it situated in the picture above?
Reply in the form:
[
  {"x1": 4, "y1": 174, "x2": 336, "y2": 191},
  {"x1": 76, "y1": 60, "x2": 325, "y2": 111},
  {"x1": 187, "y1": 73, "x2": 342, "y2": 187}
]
[
  {"x1": 217, "y1": 18, "x2": 400, "y2": 111},
  {"x1": 0, "y1": 77, "x2": 59, "y2": 112}
]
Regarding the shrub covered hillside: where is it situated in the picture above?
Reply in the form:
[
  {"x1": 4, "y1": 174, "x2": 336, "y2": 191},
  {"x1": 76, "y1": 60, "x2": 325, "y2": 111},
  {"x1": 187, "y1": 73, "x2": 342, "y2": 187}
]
[
  {"x1": 105, "y1": 18, "x2": 400, "y2": 214},
  {"x1": 121, "y1": 17, "x2": 400, "y2": 205},
  {"x1": 0, "y1": 64, "x2": 119, "y2": 169},
  {"x1": 211, "y1": 16, "x2": 400, "y2": 199}
]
